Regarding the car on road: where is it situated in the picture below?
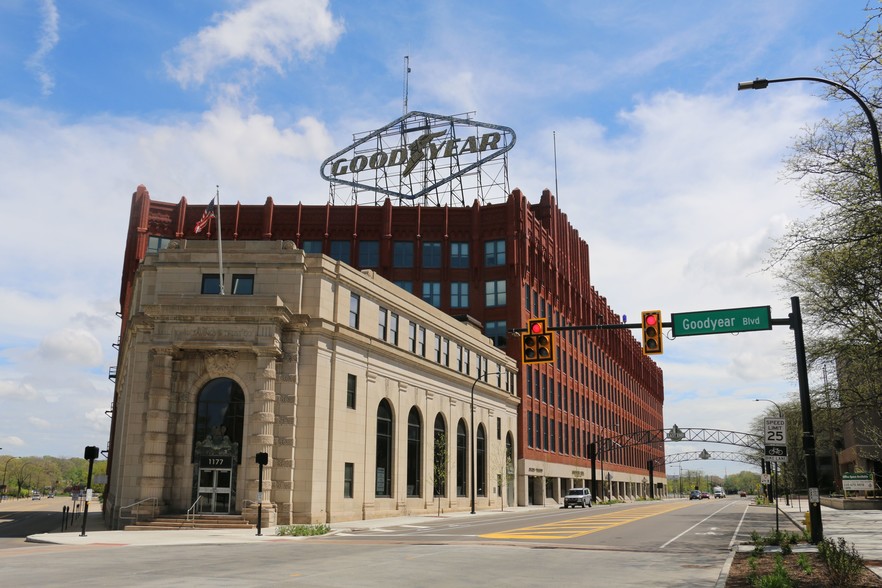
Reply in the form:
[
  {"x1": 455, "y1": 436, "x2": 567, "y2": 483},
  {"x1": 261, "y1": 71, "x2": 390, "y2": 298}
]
[
  {"x1": 700, "y1": 491, "x2": 710, "y2": 499},
  {"x1": 564, "y1": 487, "x2": 592, "y2": 508},
  {"x1": 689, "y1": 490, "x2": 702, "y2": 500},
  {"x1": 739, "y1": 490, "x2": 747, "y2": 497}
]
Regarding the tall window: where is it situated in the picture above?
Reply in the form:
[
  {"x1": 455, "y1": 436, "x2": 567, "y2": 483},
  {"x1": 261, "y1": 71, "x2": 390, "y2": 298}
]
[
  {"x1": 450, "y1": 282, "x2": 468, "y2": 308},
  {"x1": 346, "y1": 374, "x2": 357, "y2": 409},
  {"x1": 456, "y1": 419, "x2": 468, "y2": 496},
  {"x1": 359, "y1": 240, "x2": 380, "y2": 267},
  {"x1": 349, "y1": 293, "x2": 360, "y2": 329},
  {"x1": 434, "y1": 414, "x2": 447, "y2": 497},
  {"x1": 485, "y1": 279, "x2": 506, "y2": 307},
  {"x1": 477, "y1": 424, "x2": 487, "y2": 496},
  {"x1": 193, "y1": 378, "x2": 244, "y2": 463},
  {"x1": 375, "y1": 400, "x2": 393, "y2": 497},
  {"x1": 434, "y1": 334, "x2": 442, "y2": 363},
  {"x1": 390, "y1": 313, "x2": 399, "y2": 344},
  {"x1": 407, "y1": 408, "x2": 422, "y2": 497},
  {"x1": 378, "y1": 307, "x2": 388, "y2": 340},
  {"x1": 330, "y1": 240, "x2": 350, "y2": 264},
  {"x1": 450, "y1": 242, "x2": 469, "y2": 268},
  {"x1": 422, "y1": 282, "x2": 441, "y2": 307},
  {"x1": 393, "y1": 241, "x2": 414, "y2": 268},
  {"x1": 422, "y1": 241, "x2": 441, "y2": 268},
  {"x1": 484, "y1": 239, "x2": 505, "y2": 266},
  {"x1": 344, "y1": 463, "x2": 354, "y2": 498},
  {"x1": 408, "y1": 322, "x2": 417, "y2": 353},
  {"x1": 418, "y1": 326, "x2": 426, "y2": 357},
  {"x1": 394, "y1": 280, "x2": 413, "y2": 294}
]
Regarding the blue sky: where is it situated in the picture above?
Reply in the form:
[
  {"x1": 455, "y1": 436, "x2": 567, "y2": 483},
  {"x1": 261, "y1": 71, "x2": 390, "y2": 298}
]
[{"x1": 0, "y1": 1, "x2": 871, "y2": 476}]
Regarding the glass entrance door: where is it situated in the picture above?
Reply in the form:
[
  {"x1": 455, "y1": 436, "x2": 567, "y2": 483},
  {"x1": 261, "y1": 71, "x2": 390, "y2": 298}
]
[{"x1": 197, "y1": 468, "x2": 232, "y2": 513}]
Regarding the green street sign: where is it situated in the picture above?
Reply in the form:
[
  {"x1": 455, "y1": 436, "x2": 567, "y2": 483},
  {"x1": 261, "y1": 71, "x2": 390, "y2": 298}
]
[{"x1": 671, "y1": 306, "x2": 772, "y2": 337}]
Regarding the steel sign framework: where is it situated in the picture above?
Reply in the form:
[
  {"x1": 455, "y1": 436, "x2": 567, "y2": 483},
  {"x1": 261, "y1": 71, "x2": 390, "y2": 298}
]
[{"x1": 320, "y1": 111, "x2": 516, "y2": 207}]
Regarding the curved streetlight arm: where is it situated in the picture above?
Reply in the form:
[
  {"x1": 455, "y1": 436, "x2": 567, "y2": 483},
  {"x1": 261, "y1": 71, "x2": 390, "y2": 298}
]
[
  {"x1": 754, "y1": 398, "x2": 783, "y2": 418},
  {"x1": 738, "y1": 76, "x2": 882, "y2": 202}
]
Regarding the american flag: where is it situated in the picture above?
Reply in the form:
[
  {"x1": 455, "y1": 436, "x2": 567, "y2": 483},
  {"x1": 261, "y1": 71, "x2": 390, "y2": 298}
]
[{"x1": 194, "y1": 198, "x2": 215, "y2": 234}]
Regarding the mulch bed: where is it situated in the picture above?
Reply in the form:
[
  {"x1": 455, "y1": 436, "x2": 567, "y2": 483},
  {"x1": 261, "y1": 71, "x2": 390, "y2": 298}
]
[{"x1": 726, "y1": 550, "x2": 882, "y2": 587}]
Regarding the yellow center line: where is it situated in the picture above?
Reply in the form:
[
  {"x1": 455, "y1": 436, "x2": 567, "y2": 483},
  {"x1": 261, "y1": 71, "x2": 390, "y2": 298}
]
[{"x1": 481, "y1": 501, "x2": 694, "y2": 540}]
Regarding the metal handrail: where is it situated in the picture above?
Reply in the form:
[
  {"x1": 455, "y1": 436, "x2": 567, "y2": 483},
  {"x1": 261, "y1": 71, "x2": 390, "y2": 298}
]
[
  {"x1": 118, "y1": 497, "x2": 158, "y2": 525},
  {"x1": 186, "y1": 495, "x2": 204, "y2": 523}
]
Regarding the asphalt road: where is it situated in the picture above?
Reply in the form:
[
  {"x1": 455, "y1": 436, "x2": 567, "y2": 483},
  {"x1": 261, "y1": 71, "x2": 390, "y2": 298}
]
[
  {"x1": 0, "y1": 497, "x2": 798, "y2": 587},
  {"x1": 0, "y1": 496, "x2": 73, "y2": 549}
]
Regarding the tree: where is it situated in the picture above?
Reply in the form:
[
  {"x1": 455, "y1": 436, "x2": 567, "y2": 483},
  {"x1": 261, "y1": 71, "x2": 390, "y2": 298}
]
[
  {"x1": 769, "y1": 3, "x2": 882, "y2": 460},
  {"x1": 432, "y1": 432, "x2": 448, "y2": 517}
]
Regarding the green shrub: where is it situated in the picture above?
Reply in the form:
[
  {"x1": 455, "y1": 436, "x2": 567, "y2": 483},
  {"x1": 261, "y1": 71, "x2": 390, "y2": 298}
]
[
  {"x1": 750, "y1": 555, "x2": 793, "y2": 588},
  {"x1": 818, "y1": 537, "x2": 865, "y2": 587},
  {"x1": 796, "y1": 553, "x2": 812, "y2": 574},
  {"x1": 276, "y1": 523, "x2": 331, "y2": 536}
]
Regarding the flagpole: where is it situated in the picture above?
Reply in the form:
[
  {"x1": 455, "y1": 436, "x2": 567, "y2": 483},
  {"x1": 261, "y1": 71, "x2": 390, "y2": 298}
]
[{"x1": 215, "y1": 185, "x2": 225, "y2": 295}]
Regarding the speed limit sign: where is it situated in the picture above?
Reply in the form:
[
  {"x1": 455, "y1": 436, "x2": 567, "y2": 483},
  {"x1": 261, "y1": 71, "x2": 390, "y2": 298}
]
[{"x1": 764, "y1": 417, "x2": 786, "y2": 446}]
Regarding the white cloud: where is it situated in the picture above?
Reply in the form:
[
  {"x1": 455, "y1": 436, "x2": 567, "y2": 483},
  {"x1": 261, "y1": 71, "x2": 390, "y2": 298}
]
[
  {"x1": 0, "y1": 436, "x2": 26, "y2": 448},
  {"x1": 166, "y1": 0, "x2": 344, "y2": 88},
  {"x1": 28, "y1": 416, "x2": 50, "y2": 429},
  {"x1": 38, "y1": 328, "x2": 103, "y2": 367},
  {"x1": 0, "y1": 380, "x2": 38, "y2": 400},
  {"x1": 25, "y1": 0, "x2": 60, "y2": 96}
]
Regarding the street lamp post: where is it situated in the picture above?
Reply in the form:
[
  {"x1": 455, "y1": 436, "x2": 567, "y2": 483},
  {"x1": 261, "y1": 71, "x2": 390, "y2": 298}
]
[
  {"x1": 755, "y1": 398, "x2": 783, "y2": 535},
  {"x1": 1, "y1": 457, "x2": 19, "y2": 502},
  {"x1": 738, "y1": 76, "x2": 882, "y2": 203},
  {"x1": 470, "y1": 368, "x2": 507, "y2": 515}
]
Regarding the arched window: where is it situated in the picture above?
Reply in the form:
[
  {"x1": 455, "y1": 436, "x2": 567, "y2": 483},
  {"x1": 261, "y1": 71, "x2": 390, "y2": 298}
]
[
  {"x1": 406, "y1": 407, "x2": 421, "y2": 497},
  {"x1": 433, "y1": 414, "x2": 447, "y2": 497},
  {"x1": 477, "y1": 424, "x2": 487, "y2": 497},
  {"x1": 375, "y1": 400, "x2": 393, "y2": 497},
  {"x1": 456, "y1": 419, "x2": 468, "y2": 496},
  {"x1": 505, "y1": 432, "x2": 515, "y2": 506},
  {"x1": 193, "y1": 378, "x2": 245, "y2": 463}
]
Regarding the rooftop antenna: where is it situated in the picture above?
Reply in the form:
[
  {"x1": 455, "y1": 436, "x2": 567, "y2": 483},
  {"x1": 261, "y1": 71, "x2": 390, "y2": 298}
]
[
  {"x1": 403, "y1": 55, "x2": 411, "y2": 115},
  {"x1": 553, "y1": 131, "x2": 560, "y2": 200}
]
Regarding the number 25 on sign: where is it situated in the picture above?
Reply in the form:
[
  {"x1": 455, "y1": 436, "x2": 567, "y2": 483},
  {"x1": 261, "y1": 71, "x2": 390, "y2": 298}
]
[{"x1": 764, "y1": 417, "x2": 786, "y2": 446}]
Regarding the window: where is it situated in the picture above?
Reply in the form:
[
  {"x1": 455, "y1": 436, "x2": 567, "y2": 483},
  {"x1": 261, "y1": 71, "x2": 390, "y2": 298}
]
[
  {"x1": 527, "y1": 410, "x2": 534, "y2": 447},
  {"x1": 477, "y1": 424, "x2": 487, "y2": 497},
  {"x1": 147, "y1": 235, "x2": 172, "y2": 253},
  {"x1": 376, "y1": 400, "x2": 393, "y2": 497},
  {"x1": 390, "y1": 313, "x2": 399, "y2": 345},
  {"x1": 407, "y1": 408, "x2": 422, "y2": 497},
  {"x1": 408, "y1": 322, "x2": 417, "y2": 353},
  {"x1": 393, "y1": 241, "x2": 414, "y2": 268},
  {"x1": 344, "y1": 463, "x2": 354, "y2": 498},
  {"x1": 378, "y1": 307, "x2": 388, "y2": 340},
  {"x1": 301, "y1": 240, "x2": 322, "y2": 254},
  {"x1": 484, "y1": 239, "x2": 505, "y2": 266},
  {"x1": 330, "y1": 240, "x2": 350, "y2": 264},
  {"x1": 422, "y1": 241, "x2": 441, "y2": 268},
  {"x1": 394, "y1": 280, "x2": 413, "y2": 294},
  {"x1": 484, "y1": 320, "x2": 507, "y2": 347},
  {"x1": 232, "y1": 274, "x2": 253, "y2": 295},
  {"x1": 359, "y1": 240, "x2": 380, "y2": 268},
  {"x1": 433, "y1": 414, "x2": 447, "y2": 497},
  {"x1": 193, "y1": 378, "x2": 244, "y2": 464},
  {"x1": 456, "y1": 419, "x2": 468, "y2": 496},
  {"x1": 442, "y1": 338, "x2": 449, "y2": 367},
  {"x1": 485, "y1": 279, "x2": 506, "y2": 307},
  {"x1": 349, "y1": 293, "x2": 360, "y2": 329},
  {"x1": 201, "y1": 274, "x2": 221, "y2": 294},
  {"x1": 450, "y1": 282, "x2": 469, "y2": 308},
  {"x1": 434, "y1": 334, "x2": 442, "y2": 363},
  {"x1": 450, "y1": 242, "x2": 469, "y2": 268},
  {"x1": 418, "y1": 326, "x2": 426, "y2": 357},
  {"x1": 346, "y1": 374, "x2": 357, "y2": 409},
  {"x1": 422, "y1": 282, "x2": 441, "y2": 307}
]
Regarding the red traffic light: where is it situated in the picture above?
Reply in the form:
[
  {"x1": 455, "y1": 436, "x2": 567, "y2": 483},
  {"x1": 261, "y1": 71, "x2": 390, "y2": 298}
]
[
  {"x1": 644, "y1": 313, "x2": 657, "y2": 327},
  {"x1": 531, "y1": 321, "x2": 543, "y2": 334}
]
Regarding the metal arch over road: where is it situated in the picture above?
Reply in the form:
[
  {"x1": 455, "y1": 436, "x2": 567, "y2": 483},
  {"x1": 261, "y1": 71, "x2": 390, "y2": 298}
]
[
  {"x1": 664, "y1": 450, "x2": 761, "y2": 467},
  {"x1": 595, "y1": 426, "x2": 763, "y2": 457}
]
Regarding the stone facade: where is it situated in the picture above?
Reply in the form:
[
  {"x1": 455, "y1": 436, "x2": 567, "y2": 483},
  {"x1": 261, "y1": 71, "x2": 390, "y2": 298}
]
[{"x1": 106, "y1": 239, "x2": 518, "y2": 528}]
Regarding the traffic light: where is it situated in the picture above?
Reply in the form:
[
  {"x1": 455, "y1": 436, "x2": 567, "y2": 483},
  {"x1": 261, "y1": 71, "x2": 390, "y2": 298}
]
[
  {"x1": 521, "y1": 318, "x2": 555, "y2": 364},
  {"x1": 641, "y1": 310, "x2": 664, "y2": 355}
]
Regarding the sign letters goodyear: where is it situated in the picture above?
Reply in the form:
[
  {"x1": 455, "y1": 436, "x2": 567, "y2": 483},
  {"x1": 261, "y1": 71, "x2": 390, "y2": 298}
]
[
  {"x1": 671, "y1": 306, "x2": 772, "y2": 337},
  {"x1": 319, "y1": 111, "x2": 516, "y2": 201}
]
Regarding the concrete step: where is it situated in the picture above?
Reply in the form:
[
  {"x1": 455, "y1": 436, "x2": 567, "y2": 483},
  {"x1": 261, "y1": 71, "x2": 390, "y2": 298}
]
[{"x1": 124, "y1": 514, "x2": 254, "y2": 531}]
